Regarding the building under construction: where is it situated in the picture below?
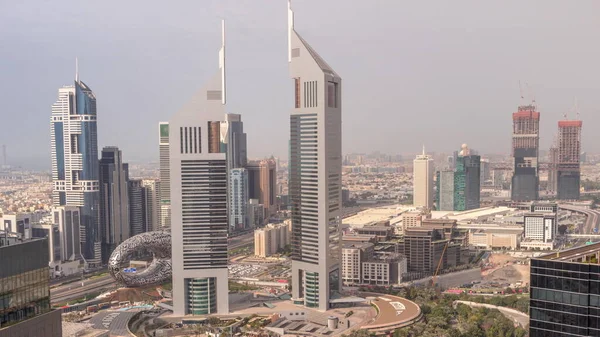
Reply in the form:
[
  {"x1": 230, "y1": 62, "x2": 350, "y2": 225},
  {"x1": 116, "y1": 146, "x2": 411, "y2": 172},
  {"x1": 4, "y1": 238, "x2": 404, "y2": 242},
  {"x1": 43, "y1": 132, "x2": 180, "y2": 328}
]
[
  {"x1": 511, "y1": 104, "x2": 540, "y2": 201},
  {"x1": 557, "y1": 120, "x2": 582, "y2": 200}
]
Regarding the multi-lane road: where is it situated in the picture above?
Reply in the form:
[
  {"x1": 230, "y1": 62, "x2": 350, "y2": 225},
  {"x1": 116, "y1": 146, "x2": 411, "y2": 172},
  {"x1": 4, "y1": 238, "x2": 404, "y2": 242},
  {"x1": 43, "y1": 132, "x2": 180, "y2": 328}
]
[
  {"x1": 50, "y1": 275, "x2": 115, "y2": 305},
  {"x1": 559, "y1": 204, "x2": 600, "y2": 246}
]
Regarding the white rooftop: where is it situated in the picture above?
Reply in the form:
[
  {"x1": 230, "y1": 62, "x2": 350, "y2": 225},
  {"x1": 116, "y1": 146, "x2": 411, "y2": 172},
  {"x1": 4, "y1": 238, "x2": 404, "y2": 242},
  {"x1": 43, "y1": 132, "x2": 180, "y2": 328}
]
[
  {"x1": 431, "y1": 207, "x2": 516, "y2": 222},
  {"x1": 343, "y1": 205, "x2": 415, "y2": 228}
]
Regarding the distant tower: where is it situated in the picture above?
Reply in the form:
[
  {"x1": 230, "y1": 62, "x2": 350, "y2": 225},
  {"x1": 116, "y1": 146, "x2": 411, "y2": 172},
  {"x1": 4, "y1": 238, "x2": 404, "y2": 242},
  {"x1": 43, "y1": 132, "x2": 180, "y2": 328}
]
[
  {"x1": 413, "y1": 146, "x2": 434, "y2": 209},
  {"x1": 557, "y1": 119, "x2": 582, "y2": 200},
  {"x1": 98, "y1": 146, "x2": 130, "y2": 262},
  {"x1": 229, "y1": 168, "x2": 249, "y2": 231},
  {"x1": 454, "y1": 144, "x2": 481, "y2": 211},
  {"x1": 169, "y1": 20, "x2": 229, "y2": 315},
  {"x1": 288, "y1": 0, "x2": 343, "y2": 311},
  {"x1": 2, "y1": 144, "x2": 6, "y2": 166},
  {"x1": 220, "y1": 113, "x2": 247, "y2": 170},
  {"x1": 221, "y1": 113, "x2": 248, "y2": 234},
  {"x1": 51, "y1": 62, "x2": 101, "y2": 265},
  {"x1": 158, "y1": 122, "x2": 171, "y2": 228},
  {"x1": 511, "y1": 103, "x2": 540, "y2": 201}
]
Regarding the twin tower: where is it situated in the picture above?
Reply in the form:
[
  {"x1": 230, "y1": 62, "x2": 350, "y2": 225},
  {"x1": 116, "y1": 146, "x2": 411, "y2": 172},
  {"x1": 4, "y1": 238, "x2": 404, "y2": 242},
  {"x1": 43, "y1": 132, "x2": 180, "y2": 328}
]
[{"x1": 169, "y1": 2, "x2": 342, "y2": 315}]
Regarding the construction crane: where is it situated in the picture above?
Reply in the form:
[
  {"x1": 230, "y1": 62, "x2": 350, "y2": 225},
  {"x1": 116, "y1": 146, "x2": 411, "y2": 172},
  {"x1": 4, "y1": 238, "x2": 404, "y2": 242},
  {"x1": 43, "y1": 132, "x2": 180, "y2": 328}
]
[{"x1": 431, "y1": 241, "x2": 449, "y2": 287}]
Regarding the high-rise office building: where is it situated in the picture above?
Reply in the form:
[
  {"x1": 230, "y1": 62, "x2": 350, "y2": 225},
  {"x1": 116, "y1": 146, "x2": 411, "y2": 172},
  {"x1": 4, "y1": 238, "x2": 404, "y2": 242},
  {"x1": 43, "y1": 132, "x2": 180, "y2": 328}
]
[
  {"x1": 51, "y1": 68, "x2": 101, "y2": 265},
  {"x1": 413, "y1": 147, "x2": 434, "y2": 209},
  {"x1": 260, "y1": 158, "x2": 277, "y2": 216},
  {"x1": 229, "y1": 168, "x2": 249, "y2": 231},
  {"x1": 511, "y1": 104, "x2": 540, "y2": 201},
  {"x1": 99, "y1": 146, "x2": 130, "y2": 262},
  {"x1": 221, "y1": 114, "x2": 248, "y2": 233},
  {"x1": 141, "y1": 179, "x2": 160, "y2": 232},
  {"x1": 0, "y1": 238, "x2": 62, "y2": 337},
  {"x1": 170, "y1": 21, "x2": 229, "y2": 315},
  {"x1": 128, "y1": 179, "x2": 145, "y2": 236},
  {"x1": 220, "y1": 113, "x2": 247, "y2": 170},
  {"x1": 557, "y1": 120, "x2": 582, "y2": 200},
  {"x1": 158, "y1": 122, "x2": 171, "y2": 228},
  {"x1": 288, "y1": 1, "x2": 342, "y2": 310},
  {"x1": 247, "y1": 159, "x2": 277, "y2": 218},
  {"x1": 454, "y1": 145, "x2": 480, "y2": 211},
  {"x1": 529, "y1": 243, "x2": 600, "y2": 336},
  {"x1": 436, "y1": 169, "x2": 455, "y2": 211}
]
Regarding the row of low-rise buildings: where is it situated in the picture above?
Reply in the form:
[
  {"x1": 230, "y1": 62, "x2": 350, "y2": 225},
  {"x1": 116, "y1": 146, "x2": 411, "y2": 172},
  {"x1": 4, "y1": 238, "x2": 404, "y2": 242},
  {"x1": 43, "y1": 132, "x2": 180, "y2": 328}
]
[{"x1": 339, "y1": 202, "x2": 561, "y2": 286}]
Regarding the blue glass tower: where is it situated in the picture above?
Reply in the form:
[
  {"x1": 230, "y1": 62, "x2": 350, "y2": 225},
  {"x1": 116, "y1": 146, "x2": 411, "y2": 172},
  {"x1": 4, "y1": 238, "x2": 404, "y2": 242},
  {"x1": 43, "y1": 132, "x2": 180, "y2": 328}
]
[{"x1": 51, "y1": 72, "x2": 101, "y2": 265}]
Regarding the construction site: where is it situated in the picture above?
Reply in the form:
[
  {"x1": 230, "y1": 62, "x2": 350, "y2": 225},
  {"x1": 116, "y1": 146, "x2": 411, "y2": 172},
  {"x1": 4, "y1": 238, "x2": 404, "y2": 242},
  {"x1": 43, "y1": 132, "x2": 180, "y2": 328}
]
[{"x1": 556, "y1": 119, "x2": 583, "y2": 200}]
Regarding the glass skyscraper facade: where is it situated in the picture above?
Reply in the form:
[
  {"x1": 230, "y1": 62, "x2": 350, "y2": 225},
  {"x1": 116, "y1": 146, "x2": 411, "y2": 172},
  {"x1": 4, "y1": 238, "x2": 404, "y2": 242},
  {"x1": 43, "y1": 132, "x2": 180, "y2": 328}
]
[
  {"x1": 530, "y1": 243, "x2": 600, "y2": 336},
  {"x1": 51, "y1": 79, "x2": 100, "y2": 264},
  {"x1": 453, "y1": 154, "x2": 481, "y2": 211},
  {"x1": 0, "y1": 238, "x2": 62, "y2": 337}
]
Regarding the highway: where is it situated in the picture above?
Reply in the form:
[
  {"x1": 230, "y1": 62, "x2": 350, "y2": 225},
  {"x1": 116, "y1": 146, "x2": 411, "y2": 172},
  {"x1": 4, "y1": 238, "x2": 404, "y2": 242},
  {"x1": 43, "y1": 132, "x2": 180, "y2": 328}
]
[
  {"x1": 559, "y1": 204, "x2": 600, "y2": 246},
  {"x1": 50, "y1": 274, "x2": 116, "y2": 305}
]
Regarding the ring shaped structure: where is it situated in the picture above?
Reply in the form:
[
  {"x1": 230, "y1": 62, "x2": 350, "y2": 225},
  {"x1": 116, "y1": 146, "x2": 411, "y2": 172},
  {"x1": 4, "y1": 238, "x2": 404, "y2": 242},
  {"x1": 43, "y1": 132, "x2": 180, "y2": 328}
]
[{"x1": 108, "y1": 231, "x2": 172, "y2": 287}]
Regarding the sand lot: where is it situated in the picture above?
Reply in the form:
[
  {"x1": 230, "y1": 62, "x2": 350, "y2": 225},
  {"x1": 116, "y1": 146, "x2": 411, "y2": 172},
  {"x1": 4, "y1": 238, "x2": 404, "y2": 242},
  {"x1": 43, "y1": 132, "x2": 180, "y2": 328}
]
[{"x1": 483, "y1": 253, "x2": 530, "y2": 285}]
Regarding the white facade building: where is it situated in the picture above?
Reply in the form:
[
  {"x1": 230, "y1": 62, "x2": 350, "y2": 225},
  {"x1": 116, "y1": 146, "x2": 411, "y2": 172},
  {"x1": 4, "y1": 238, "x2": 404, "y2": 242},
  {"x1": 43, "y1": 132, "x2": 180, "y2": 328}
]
[
  {"x1": 229, "y1": 168, "x2": 249, "y2": 231},
  {"x1": 288, "y1": 1, "x2": 343, "y2": 310},
  {"x1": 413, "y1": 147, "x2": 434, "y2": 209},
  {"x1": 169, "y1": 21, "x2": 229, "y2": 315}
]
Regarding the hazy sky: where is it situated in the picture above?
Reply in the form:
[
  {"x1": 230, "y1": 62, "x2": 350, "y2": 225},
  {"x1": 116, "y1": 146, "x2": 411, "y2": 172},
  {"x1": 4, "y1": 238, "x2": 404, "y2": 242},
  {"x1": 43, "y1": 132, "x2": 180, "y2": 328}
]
[{"x1": 2, "y1": 0, "x2": 600, "y2": 167}]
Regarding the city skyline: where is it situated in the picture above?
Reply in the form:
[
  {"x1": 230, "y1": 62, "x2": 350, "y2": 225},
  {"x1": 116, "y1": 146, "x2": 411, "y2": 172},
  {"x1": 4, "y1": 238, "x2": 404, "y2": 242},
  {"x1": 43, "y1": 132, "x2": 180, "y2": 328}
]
[{"x1": 3, "y1": 1, "x2": 600, "y2": 168}]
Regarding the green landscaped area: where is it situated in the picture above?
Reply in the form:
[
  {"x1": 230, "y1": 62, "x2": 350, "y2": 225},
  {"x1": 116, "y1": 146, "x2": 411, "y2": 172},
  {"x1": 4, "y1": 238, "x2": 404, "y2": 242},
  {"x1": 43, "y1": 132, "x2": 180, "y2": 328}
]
[{"x1": 342, "y1": 286, "x2": 528, "y2": 337}]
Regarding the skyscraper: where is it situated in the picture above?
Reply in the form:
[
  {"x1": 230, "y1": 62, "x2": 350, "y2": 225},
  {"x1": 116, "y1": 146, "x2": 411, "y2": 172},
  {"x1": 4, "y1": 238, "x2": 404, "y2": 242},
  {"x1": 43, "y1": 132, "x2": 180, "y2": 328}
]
[
  {"x1": 128, "y1": 179, "x2": 145, "y2": 236},
  {"x1": 158, "y1": 122, "x2": 171, "y2": 228},
  {"x1": 436, "y1": 169, "x2": 455, "y2": 211},
  {"x1": 288, "y1": 1, "x2": 342, "y2": 310},
  {"x1": 454, "y1": 144, "x2": 480, "y2": 211},
  {"x1": 169, "y1": 21, "x2": 229, "y2": 315},
  {"x1": 246, "y1": 159, "x2": 277, "y2": 217},
  {"x1": 51, "y1": 66, "x2": 101, "y2": 265},
  {"x1": 142, "y1": 179, "x2": 160, "y2": 232},
  {"x1": 260, "y1": 158, "x2": 277, "y2": 216},
  {"x1": 511, "y1": 104, "x2": 540, "y2": 201},
  {"x1": 557, "y1": 119, "x2": 582, "y2": 200},
  {"x1": 413, "y1": 147, "x2": 434, "y2": 209},
  {"x1": 99, "y1": 146, "x2": 130, "y2": 262},
  {"x1": 221, "y1": 113, "x2": 248, "y2": 233},
  {"x1": 229, "y1": 168, "x2": 249, "y2": 231},
  {"x1": 220, "y1": 113, "x2": 247, "y2": 170}
]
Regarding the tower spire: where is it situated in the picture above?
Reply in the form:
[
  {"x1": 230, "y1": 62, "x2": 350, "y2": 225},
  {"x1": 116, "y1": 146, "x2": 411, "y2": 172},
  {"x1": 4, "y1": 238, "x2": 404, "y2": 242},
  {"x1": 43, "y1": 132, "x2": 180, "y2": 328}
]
[
  {"x1": 422, "y1": 144, "x2": 425, "y2": 156},
  {"x1": 219, "y1": 19, "x2": 226, "y2": 105},
  {"x1": 75, "y1": 57, "x2": 79, "y2": 82},
  {"x1": 288, "y1": 0, "x2": 295, "y2": 62}
]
